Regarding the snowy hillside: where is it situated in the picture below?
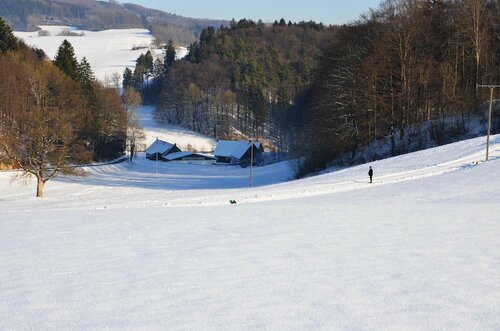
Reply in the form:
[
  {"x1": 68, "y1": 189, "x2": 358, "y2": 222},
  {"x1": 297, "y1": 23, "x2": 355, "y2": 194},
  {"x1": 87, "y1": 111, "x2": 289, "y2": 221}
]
[
  {"x1": 14, "y1": 26, "x2": 153, "y2": 83},
  {"x1": 1, "y1": 135, "x2": 499, "y2": 329},
  {"x1": 14, "y1": 26, "x2": 187, "y2": 83}
]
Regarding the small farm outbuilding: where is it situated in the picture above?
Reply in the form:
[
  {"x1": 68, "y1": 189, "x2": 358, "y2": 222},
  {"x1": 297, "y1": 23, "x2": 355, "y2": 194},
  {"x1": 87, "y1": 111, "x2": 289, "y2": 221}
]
[
  {"x1": 145, "y1": 139, "x2": 181, "y2": 160},
  {"x1": 164, "y1": 152, "x2": 215, "y2": 163},
  {"x1": 214, "y1": 140, "x2": 263, "y2": 165}
]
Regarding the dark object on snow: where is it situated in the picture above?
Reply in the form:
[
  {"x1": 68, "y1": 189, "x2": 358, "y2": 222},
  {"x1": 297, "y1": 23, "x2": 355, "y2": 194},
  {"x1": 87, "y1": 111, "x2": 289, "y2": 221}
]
[
  {"x1": 130, "y1": 143, "x2": 135, "y2": 162},
  {"x1": 368, "y1": 166, "x2": 373, "y2": 183},
  {"x1": 229, "y1": 200, "x2": 237, "y2": 204}
]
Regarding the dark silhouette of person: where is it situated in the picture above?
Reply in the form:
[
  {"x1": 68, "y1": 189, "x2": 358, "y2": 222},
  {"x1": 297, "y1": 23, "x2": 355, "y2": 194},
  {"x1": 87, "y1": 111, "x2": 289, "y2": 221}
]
[
  {"x1": 368, "y1": 166, "x2": 373, "y2": 183},
  {"x1": 130, "y1": 143, "x2": 135, "y2": 162}
]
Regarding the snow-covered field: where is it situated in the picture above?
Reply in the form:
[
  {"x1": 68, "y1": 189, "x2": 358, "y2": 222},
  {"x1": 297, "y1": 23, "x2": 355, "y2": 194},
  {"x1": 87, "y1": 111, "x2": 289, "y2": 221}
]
[
  {"x1": 14, "y1": 26, "x2": 187, "y2": 84},
  {"x1": 4, "y1": 25, "x2": 500, "y2": 330},
  {"x1": 1, "y1": 134, "x2": 499, "y2": 329},
  {"x1": 14, "y1": 26, "x2": 153, "y2": 83}
]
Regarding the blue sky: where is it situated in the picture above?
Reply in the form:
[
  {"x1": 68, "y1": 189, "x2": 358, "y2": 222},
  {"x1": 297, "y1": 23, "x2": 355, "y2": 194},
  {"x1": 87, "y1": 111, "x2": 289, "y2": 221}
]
[{"x1": 125, "y1": 0, "x2": 382, "y2": 25}]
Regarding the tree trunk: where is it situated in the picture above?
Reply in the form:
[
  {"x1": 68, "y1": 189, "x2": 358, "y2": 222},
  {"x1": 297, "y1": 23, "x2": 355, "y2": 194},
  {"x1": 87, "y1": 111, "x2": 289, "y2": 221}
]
[{"x1": 36, "y1": 176, "x2": 44, "y2": 198}]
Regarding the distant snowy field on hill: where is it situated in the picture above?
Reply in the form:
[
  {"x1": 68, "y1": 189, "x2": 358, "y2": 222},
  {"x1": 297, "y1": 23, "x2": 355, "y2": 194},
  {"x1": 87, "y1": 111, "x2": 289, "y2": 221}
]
[
  {"x1": 1, "y1": 135, "x2": 499, "y2": 329},
  {"x1": 14, "y1": 26, "x2": 187, "y2": 83},
  {"x1": 14, "y1": 26, "x2": 153, "y2": 83}
]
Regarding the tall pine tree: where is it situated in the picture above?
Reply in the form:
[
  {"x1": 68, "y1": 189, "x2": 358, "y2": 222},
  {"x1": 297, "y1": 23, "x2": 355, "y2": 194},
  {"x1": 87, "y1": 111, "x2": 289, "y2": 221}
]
[
  {"x1": 123, "y1": 67, "x2": 134, "y2": 88},
  {"x1": 53, "y1": 39, "x2": 79, "y2": 80},
  {"x1": 78, "y1": 57, "x2": 95, "y2": 91},
  {"x1": 77, "y1": 57, "x2": 100, "y2": 112},
  {"x1": 0, "y1": 17, "x2": 19, "y2": 52},
  {"x1": 164, "y1": 39, "x2": 176, "y2": 69},
  {"x1": 186, "y1": 40, "x2": 201, "y2": 63}
]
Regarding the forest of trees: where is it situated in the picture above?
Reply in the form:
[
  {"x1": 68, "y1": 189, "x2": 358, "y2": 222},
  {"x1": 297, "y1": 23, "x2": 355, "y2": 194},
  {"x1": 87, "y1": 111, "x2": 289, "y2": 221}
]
[
  {"x1": 0, "y1": 17, "x2": 127, "y2": 196},
  {"x1": 130, "y1": 18, "x2": 331, "y2": 154},
  {"x1": 127, "y1": 0, "x2": 499, "y2": 177},
  {"x1": 292, "y1": 0, "x2": 500, "y2": 176}
]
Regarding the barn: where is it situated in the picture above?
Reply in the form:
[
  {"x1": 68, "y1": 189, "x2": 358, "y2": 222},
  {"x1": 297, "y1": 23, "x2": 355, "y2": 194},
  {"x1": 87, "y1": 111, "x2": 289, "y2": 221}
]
[
  {"x1": 164, "y1": 152, "x2": 215, "y2": 164},
  {"x1": 145, "y1": 139, "x2": 181, "y2": 160},
  {"x1": 214, "y1": 140, "x2": 263, "y2": 165}
]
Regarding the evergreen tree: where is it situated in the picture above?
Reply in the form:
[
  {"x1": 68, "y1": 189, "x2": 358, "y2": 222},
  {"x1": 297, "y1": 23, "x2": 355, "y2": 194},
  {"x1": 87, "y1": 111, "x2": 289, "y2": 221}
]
[
  {"x1": 0, "y1": 17, "x2": 19, "y2": 52},
  {"x1": 164, "y1": 39, "x2": 176, "y2": 69},
  {"x1": 186, "y1": 40, "x2": 201, "y2": 63},
  {"x1": 123, "y1": 67, "x2": 134, "y2": 88},
  {"x1": 78, "y1": 57, "x2": 95, "y2": 91},
  {"x1": 53, "y1": 39, "x2": 79, "y2": 80},
  {"x1": 132, "y1": 51, "x2": 153, "y2": 85},
  {"x1": 143, "y1": 50, "x2": 154, "y2": 80},
  {"x1": 153, "y1": 58, "x2": 164, "y2": 77},
  {"x1": 34, "y1": 48, "x2": 46, "y2": 59},
  {"x1": 77, "y1": 57, "x2": 100, "y2": 114}
]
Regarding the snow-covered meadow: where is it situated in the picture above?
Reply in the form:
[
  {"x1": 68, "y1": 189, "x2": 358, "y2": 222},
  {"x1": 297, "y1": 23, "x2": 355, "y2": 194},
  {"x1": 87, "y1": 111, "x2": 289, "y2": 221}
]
[
  {"x1": 1, "y1": 134, "x2": 499, "y2": 329},
  {"x1": 14, "y1": 26, "x2": 187, "y2": 84}
]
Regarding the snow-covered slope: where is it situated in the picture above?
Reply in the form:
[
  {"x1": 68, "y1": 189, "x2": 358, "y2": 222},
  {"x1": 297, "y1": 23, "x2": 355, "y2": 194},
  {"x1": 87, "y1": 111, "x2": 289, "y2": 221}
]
[
  {"x1": 1, "y1": 135, "x2": 499, "y2": 329},
  {"x1": 14, "y1": 26, "x2": 188, "y2": 84},
  {"x1": 15, "y1": 26, "x2": 153, "y2": 83},
  {"x1": 138, "y1": 105, "x2": 216, "y2": 152}
]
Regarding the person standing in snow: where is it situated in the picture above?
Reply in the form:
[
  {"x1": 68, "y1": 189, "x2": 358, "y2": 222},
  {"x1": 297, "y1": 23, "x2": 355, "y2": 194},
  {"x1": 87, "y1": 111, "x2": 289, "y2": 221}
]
[
  {"x1": 368, "y1": 166, "x2": 373, "y2": 183},
  {"x1": 130, "y1": 143, "x2": 135, "y2": 162}
]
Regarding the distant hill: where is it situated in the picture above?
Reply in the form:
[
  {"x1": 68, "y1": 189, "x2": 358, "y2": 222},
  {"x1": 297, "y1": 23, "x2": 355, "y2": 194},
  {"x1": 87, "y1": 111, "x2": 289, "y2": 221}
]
[
  {"x1": 0, "y1": 0, "x2": 228, "y2": 44},
  {"x1": 122, "y1": 3, "x2": 228, "y2": 45}
]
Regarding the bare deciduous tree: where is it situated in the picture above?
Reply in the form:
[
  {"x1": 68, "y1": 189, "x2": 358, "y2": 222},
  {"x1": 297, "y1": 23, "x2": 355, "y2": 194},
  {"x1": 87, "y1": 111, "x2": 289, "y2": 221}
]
[
  {"x1": 111, "y1": 71, "x2": 121, "y2": 89},
  {"x1": 122, "y1": 87, "x2": 145, "y2": 160},
  {"x1": 0, "y1": 59, "x2": 90, "y2": 197},
  {"x1": 459, "y1": 0, "x2": 491, "y2": 105}
]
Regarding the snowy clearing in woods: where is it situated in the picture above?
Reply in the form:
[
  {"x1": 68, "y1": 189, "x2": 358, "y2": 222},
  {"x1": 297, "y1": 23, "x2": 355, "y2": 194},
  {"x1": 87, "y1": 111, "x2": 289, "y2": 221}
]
[
  {"x1": 138, "y1": 105, "x2": 216, "y2": 152},
  {"x1": 1, "y1": 134, "x2": 499, "y2": 329}
]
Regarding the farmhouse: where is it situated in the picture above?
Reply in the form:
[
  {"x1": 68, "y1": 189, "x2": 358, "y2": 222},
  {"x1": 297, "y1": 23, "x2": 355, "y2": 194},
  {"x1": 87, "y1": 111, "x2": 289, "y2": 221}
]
[
  {"x1": 214, "y1": 140, "x2": 263, "y2": 165},
  {"x1": 145, "y1": 139, "x2": 181, "y2": 160},
  {"x1": 164, "y1": 152, "x2": 215, "y2": 163}
]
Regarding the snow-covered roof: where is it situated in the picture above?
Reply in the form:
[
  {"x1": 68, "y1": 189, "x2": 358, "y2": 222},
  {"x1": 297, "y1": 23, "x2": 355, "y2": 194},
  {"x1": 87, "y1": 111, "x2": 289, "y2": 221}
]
[
  {"x1": 165, "y1": 152, "x2": 192, "y2": 160},
  {"x1": 145, "y1": 139, "x2": 175, "y2": 155},
  {"x1": 165, "y1": 152, "x2": 215, "y2": 161},
  {"x1": 214, "y1": 140, "x2": 261, "y2": 159}
]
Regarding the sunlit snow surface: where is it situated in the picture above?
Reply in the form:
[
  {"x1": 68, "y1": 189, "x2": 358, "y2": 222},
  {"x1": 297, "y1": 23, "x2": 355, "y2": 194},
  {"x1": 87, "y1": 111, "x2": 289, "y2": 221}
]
[
  {"x1": 14, "y1": 26, "x2": 187, "y2": 84},
  {"x1": 1, "y1": 134, "x2": 499, "y2": 329}
]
